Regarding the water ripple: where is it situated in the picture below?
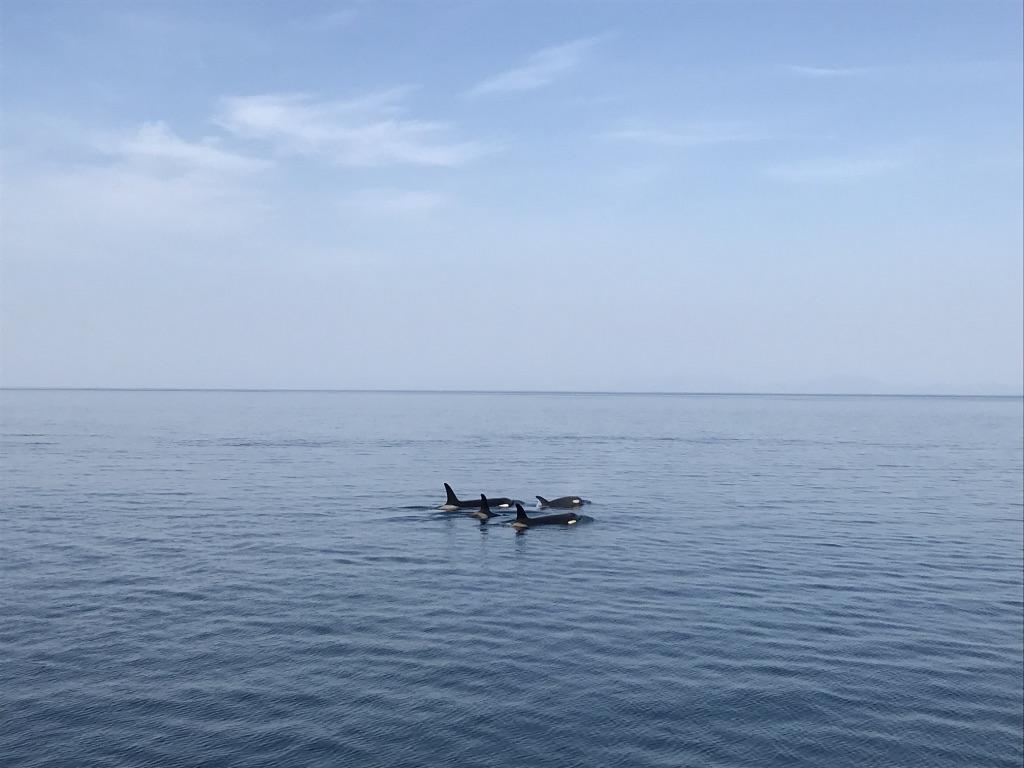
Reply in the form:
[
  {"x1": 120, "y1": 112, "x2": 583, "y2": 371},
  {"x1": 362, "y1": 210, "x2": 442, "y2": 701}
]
[{"x1": 2, "y1": 391, "x2": 1021, "y2": 768}]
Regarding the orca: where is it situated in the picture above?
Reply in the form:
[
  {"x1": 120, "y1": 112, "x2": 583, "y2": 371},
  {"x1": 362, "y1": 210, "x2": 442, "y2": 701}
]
[
  {"x1": 469, "y1": 495, "x2": 497, "y2": 521},
  {"x1": 439, "y1": 483, "x2": 517, "y2": 511},
  {"x1": 536, "y1": 495, "x2": 589, "y2": 509},
  {"x1": 511, "y1": 502, "x2": 580, "y2": 529}
]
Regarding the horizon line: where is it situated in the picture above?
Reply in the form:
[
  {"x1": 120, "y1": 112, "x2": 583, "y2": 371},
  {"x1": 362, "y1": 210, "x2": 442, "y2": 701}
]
[{"x1": 1, "y1": 387, "x2": 1021, "y2": 399}]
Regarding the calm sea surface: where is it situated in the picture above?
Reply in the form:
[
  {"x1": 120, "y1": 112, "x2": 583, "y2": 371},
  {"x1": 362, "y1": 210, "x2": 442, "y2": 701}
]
[{"x1": 2, "y1": 391, "x2": 1022, "y2": 767}]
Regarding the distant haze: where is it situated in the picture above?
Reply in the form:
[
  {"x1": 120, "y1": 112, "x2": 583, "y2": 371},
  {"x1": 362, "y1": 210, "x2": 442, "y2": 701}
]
[{"x1": 2, "y1": 1, "x2": 1022, "y2": 395}]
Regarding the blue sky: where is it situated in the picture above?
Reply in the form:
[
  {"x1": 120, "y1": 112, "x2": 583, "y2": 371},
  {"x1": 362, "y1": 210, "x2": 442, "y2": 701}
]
[{"x1": 2, "y1": 0, "x2": 1021, "y2": 393}]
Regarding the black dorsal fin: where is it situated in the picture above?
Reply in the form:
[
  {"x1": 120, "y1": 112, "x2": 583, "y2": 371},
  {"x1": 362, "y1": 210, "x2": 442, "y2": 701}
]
[
  {"x1": 444, "y1": 483, "x2": 460, "y2": 506},
  {"x1": 515, "y1": 503, "x2": 529, "y2": 522},
  {"x1": 536, "y1": 496, "x2": 549, "y2": 505},
  {"x1": 479, "y1": 494, "x2": 491, "y2": 516}
]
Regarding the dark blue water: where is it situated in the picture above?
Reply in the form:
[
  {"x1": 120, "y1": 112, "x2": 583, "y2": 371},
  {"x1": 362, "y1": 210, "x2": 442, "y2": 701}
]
[{"x1": 2, "y1": 391, "x2": 1022, "y2": 767}]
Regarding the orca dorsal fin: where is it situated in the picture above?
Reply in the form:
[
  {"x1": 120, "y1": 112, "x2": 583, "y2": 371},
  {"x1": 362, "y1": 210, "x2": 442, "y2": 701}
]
[
  {"x1": 444, "y1": 483, "x2": 460, "y2": 506},
  {"x1": 536, "y1": 496, "x2": 549, "y2": 505},
  {"x1": 479, "y1": 494, "x2": 491, "y2": 516},
  {"x1": 515, "y1": 503, "x2": 529, "y2": 522}
]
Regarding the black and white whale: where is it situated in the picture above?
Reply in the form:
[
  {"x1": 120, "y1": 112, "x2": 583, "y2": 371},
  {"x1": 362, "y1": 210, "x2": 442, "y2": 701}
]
[
  {"x1": 439, "y1": 483, "x2": 517, "y2": 511},
  {"x1": 511, "y1": 502, "x2": 580, "y2": 529},
  {"x1": 469, "y1": 495, "x2": 497, "y2": 521},
  {"x1": 536, "y1": 495, "x2": 590, "y2": 509}
]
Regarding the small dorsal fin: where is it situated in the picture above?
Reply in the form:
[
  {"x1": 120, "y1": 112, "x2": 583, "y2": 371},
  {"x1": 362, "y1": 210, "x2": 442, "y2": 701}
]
[
  {"x1": 515, "y1": 503, "x2": 529, "y2": 522},
  {"x1": 536, "y1": 496, "x2": 549, "y2": 505}
]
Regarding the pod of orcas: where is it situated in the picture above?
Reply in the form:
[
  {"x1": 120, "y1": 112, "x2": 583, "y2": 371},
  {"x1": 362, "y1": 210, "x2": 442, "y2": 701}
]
[{"x1": 439, "y1": 483, "x2": 592, "y2": 529}]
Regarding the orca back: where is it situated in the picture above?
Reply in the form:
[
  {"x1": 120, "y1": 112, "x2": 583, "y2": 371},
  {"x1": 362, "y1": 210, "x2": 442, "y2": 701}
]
[{"x1": 537, "y1": 495, "x2": 587, "y2": 509}]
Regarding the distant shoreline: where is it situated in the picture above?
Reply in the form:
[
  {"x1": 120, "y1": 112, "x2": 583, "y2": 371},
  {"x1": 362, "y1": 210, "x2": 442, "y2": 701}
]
[{"x1": 2, "y1": 387, "x2": 1021, "y2": 399}]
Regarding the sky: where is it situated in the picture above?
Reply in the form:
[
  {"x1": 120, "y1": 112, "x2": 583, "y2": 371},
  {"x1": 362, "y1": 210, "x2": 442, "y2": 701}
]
[{"x1": 1, "y1": 0, "x2": 1021, "y2": 394}]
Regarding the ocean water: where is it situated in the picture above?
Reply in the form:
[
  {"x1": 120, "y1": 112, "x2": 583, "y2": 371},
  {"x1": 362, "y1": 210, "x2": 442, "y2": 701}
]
[{"x1": 1, "y1": 390, "x2": 1022, "y2": 768}]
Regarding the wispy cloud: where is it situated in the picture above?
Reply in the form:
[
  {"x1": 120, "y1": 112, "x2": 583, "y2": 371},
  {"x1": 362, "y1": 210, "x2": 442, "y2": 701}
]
[
  {"x1": 4, "y1": 162, "x2": 271, "y2": 265},
  {"x1": 786, "y1": 64, "x2": 874, "y2": 78},
  {"x1": 605, "y1": 122, "x2": 762, "y2": 148},
  {"x1": 216, "y1": 91, "x2": 490, "y2": 166},
  {"x1": 468, "y1": 35, "x2": 608, "y2": 97},
  {"x1": 101, "y1": 121, "x2": 270, "y2": 174},
  {"x1": 1, "y1": 114, "x2": 274, "y2": 266},
  {"x1": 764, "y1": 154, "x2": 903, "y2": 182}
]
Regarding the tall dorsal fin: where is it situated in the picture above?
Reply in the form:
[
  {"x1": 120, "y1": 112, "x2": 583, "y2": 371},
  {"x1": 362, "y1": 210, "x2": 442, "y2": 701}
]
[{"x1": 444, "y1": 483, "x2": 460, "y2": 506}]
